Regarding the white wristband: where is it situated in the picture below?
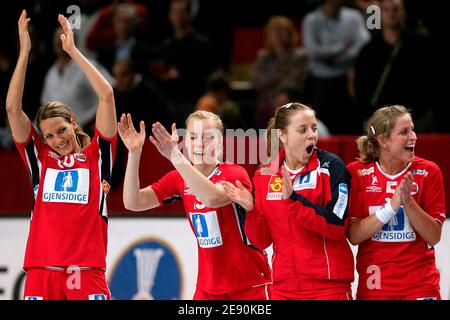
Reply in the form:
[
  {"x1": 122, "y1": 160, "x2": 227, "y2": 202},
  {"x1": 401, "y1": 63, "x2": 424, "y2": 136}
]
[{"x1": 375, "y1": 201, "x2": 397, "y2": 224}]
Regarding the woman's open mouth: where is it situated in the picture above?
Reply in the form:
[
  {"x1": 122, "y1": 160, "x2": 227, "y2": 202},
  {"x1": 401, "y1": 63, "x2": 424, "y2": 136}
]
[{"x1": 306, "y1": 144, "x2": 315, "y2": 154}]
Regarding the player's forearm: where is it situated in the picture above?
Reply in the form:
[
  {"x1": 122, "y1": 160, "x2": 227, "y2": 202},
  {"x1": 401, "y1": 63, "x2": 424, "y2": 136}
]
[
  {"x1": 6, "y1": 52, "x2": 28, "y2": 114},
  {"x1": 68, "y1": 47, "x2": 113, "y2": 101},
  {"x1": 123, "y1": 151, "x2": 143, "y2": 211},
  {"x1": 170, "y1": 149, "x2": 229, "y2": 207},
  {"x1": 347, "y1": 215, "x2": 384, "y2": 245},
  {"x1": 403, "y1": 198, "x2": 442, "y2": 246}
]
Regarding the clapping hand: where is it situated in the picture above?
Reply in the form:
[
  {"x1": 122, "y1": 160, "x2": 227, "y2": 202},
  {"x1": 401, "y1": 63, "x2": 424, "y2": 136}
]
[
  {"x1": 149, "y1": 122, "x2": 179, "y2": 161},
  {"x1": 118, "y1": 114, "x2": 146, "y2": 153},
  {"x1": 220, "y1": 180, "x2": 254, "y2": 211}
]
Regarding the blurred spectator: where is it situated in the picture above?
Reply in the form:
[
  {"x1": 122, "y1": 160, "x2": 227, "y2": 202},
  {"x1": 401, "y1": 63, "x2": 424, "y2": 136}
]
[
  {"x1": 353, "y1": 0, "x2": 444, "y2": 132},
  {"x1": 86, "y1": 0, "x2": 148, "y2": 54},
  {"x1": 196, "y1": 73, "x2": 243, "y2": 129},
  {"x1": 303, "y1": 0, "x2": 370, "y2": 134},
  {"x1": 0, "y1": 44, "x2": 14, "y2": 126},
  {"x1": 161, "y1": 0, "x2": 219, "y2": 125},
  {"x1": 112, "y1": 59, "x2": 173, "y2": 134},
  {"x1": 0, "y1": 43, "x2": 14, "y2": 148},
  {"x1": 275, "y1": 84, "x2": 330, "y2": 137},
  {"x1": 22, "y1": 24, "x2": 54, "y2": 122},
  {"x1": 111, "y1": 58, "x2": 173, "y2": 186},
  {"x1": 251, "y1": 15, "x2": 308, "y2": 129},
  {"x1": 97, "y1": 3, "x2": 150, "y2": 74},
  {"x1": 41, "y1": 26, "x2": 114, "y2": 134}
]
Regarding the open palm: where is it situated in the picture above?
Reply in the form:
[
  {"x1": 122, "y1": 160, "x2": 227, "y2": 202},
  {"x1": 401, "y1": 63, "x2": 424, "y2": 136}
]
[
  {"x1": 221, "y1": 180, "x2": 254, "y2": 211},
  {"x1": 18, "y1": 10, "x2": 31, "y2": 53},
  {"x1": 57, "y1": 14, "x2": 76, "y2": 54},
  {"x1": 118, "y1": 114, "x2": 146, "y2": 153}
]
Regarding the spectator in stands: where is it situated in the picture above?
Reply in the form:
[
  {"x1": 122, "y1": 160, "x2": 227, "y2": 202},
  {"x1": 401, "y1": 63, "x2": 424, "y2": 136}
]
[
  {"x1": 196, "y1": 73, "x2": 243, "y2": 129},
  {"x1": 119, "y1": 111, "x2": 271, "y2": 299},
  {"x1": 222, "y1": 102, "x2": 354, "y2": 299},
  {"x1": 347, "y1": 105, "x2": 446, "y2": 299},
  {"x1": 97, "y1": 3, "x2": 150, "y2": 74},
  {"x1": 353, "y1": 0, "x2": 443, "y2": 132},
  {"x1": 0, "y1": 42, "x2": 15, "y2": 148},
  {"x1": 161, "y1": 0, "x2": 218, "y2": 125},
  {"x1": 6, "y1": 11, "x2": 117, "y2": 300},
  {"x1": 303, "y1": 0, "x2": 370, "y2": 134},
  {"x1": 111, "y1": 59, "x2": 173, "y2": 186},
  {"x1": 86, "y1": 0, "x2": 148, "y2": 55},
  {"x1": 41, "y1": 25, "x2": 114, "y2": 135},
  {"x1": 251, "y1": 15, "x2": 308, "y2": 129}
]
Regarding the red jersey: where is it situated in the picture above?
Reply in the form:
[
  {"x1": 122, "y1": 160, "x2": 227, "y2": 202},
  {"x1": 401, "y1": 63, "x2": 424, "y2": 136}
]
[
  {"x1": 151, "y1": 162, "x2": 272, "y2": 294},
  {"x1": 14, "y1": 126, "x2": 116, "y2": 270},
  {"x1": 245, "y1": 148, "x2": 354, "y2": 294},
  {"x1": 347, "y1": 158, "x2": 446, "y2": 298}
]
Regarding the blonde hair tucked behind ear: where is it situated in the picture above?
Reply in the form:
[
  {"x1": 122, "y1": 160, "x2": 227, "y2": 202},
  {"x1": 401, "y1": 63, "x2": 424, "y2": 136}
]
[
  {"x1": 36, "y1": 101, "x2": 91, "y2": 150},
  {"x1": 357, "y1": 104, "x2": 410, "y2": 163}
]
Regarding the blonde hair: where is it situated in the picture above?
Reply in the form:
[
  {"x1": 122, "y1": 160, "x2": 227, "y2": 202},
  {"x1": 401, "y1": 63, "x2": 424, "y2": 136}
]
[
  {"x1": 185, "y1": 110, "x2": 224, "y2": 133},
  {"x1": 357, "y1": 105, "x2": 411, "y2": 163},
  {"x1": 266, "y1": 102, "x2": 315, "y2": 161},
  {"x1": 265, "y1": 16, "x2": 298, "y2": 52},
  {"x1": 36, "y1": 101, "x2": 91, "y2": 150}
]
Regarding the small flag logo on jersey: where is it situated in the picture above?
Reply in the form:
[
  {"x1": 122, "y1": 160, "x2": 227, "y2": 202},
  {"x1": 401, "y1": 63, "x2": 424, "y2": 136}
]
[{"x1": 102, "y1": 180, "x2": 111, "y2": 193}]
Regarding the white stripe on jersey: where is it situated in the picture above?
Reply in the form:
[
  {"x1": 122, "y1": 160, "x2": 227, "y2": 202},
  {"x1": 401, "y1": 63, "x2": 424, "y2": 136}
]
[{"x1": 97, "y1": 136, "x2": 103, "y2": 214}]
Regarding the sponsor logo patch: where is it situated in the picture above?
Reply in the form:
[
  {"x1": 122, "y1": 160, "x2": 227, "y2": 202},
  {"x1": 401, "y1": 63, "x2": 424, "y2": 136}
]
[
  {"x1": 267, "y1": 176, "x2": 283, "y2": 200},
  {"x1": 189, "y1": 211, "x2": 223, "y2": 248},
  {"x1": 42, "y1": 168, "x2": 89, "y2": 204},
  {"x1": 333, "y1": 183, "x2": 348, "y2": 219}
]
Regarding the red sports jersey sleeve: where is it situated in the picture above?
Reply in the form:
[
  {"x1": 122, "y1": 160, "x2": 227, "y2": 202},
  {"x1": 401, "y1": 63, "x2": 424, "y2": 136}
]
[
  {"x1": 286, "y1": 151, "x2": 351, "y2": 240},
  {"x1": 245, "y1": 172, "x2": 273, "y2": 250},
  {"x1": 151, "y1": 170, "x2": 183, "y2": 205},
  {"x1": 347, "y1": 162, "x2": 366, "y2": 220},
  {"x1": 421, "y1": 162, "x2": 446, "y2": 224}
]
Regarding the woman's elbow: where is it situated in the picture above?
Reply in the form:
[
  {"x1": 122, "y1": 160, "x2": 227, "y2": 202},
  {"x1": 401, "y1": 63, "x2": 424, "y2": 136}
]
[
  {"x1": 123, "y1": 199, "x2": 138, "y2": 211},
  {"x1": 347, "y1": 235, "x2": 361, "y2": 246},
  {"x1": 202, "y1": 194, "x2": 228, "y2": 208},
  {"x1": 427, "y1": 234, "x2": 441, "y2": 247},
  {"x1": 100, "y1": 86, "x2": 114, "y2": 102},
  {"x1": 346, "y1": 229, "x2": 362, "y2": 246}
]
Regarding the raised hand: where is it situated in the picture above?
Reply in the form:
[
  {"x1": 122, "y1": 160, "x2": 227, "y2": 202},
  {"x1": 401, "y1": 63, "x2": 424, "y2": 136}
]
[
  {"x1": 57, "y1": 14, "x2": 76, "y2": 54},
  {"x1": 149, "y1": 122, "x2": 179, "y2": 161},
  {"x1": 281, "y1": 166, "x2": 293, "y2": 200},
  {"x1": 18, "y1": 10, "x2": 31, "y2": 54},
  {"x1": 118, "y1": 114, "x2": 146, "y2": 153},
  {"x1": 220, "y1": 180, "x2": 254, "y2": 211}
]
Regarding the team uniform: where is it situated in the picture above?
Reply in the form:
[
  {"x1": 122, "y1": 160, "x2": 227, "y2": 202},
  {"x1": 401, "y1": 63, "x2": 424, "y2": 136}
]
[
  {"x1": 151, "y1": 162, "x2": 272, "y2": 300},
  {"x1": 14, "y1": 125, "x2": 116, "y2": 300},
  {"x1": 246, "y1": 148, "x2": 354, "y2": 300},
  {"x1": 347, "y1": 158, "x2": 446, "y2": 300}
]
